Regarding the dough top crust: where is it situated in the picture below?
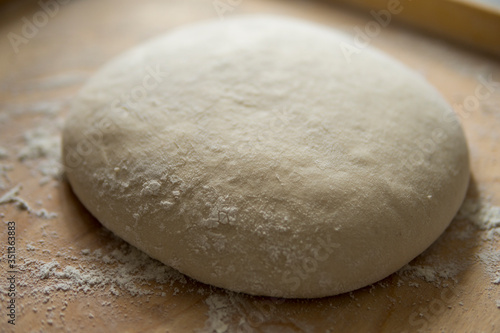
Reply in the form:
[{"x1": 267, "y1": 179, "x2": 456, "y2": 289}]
[{"x1": 63, "y1": 16, "x2": 469, "y2": 298}]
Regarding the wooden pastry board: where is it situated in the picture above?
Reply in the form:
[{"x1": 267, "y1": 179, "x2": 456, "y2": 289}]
[{"x1": 0, "y1": 0, "x2": 499, "y2": 332}]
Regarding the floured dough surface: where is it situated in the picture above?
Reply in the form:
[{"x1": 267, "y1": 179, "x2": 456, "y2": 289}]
[{"x1": 63, "y1": 16, "x2": 469, "y2": 298}]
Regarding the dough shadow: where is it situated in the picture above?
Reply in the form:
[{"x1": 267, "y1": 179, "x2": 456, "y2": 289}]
[{"x1": 59, "y1": 177, "x2": 104, "y2": 234}]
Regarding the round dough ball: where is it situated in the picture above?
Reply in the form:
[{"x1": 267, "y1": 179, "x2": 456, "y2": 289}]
[{"x1": 63, "y1": 15, "x2": 469, "y2": 298}]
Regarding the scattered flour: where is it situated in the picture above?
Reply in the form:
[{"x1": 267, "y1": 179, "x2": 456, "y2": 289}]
[
  {"x1": 18, "y1": 128, "x2": 60, "y2": 162},
  {"x1": 201, "y1": 295, "x2": 233, "y2": 333},
  {"x1": 26, "y1": 242, "x2": 188, "y2": 297},
  {"x1": 0, "y1": 147, "x2": 8, "y2": 159},
  {"x1": 17, "y1": 121, "x2": 64, "y2": 180},
  {"x1": 457, "y1": 199, "x2": 500, "y2": 240},
  {"x1": 0, "y1": 184, "x2": 57, "y2": 219},
  {"x1": 0, "y1": 229, "x2": 193, "y2": 330},
  {"x1": 398, "y1": 261, "x2": 462, "y2": 285},
  {"x1": 0, "y1": 163, "x2": 13, "y2": 190},
  {"x1": 477, "y1": 248, "x2": 500, "y2": 286}
]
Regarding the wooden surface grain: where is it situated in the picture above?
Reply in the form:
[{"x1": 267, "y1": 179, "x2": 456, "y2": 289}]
[{"x1": 0, "y1": 0, "x2": 499, "y2": 332}]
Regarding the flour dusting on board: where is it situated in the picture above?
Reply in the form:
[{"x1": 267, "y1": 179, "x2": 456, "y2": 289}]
[
  {"x1": 0, "y1": 147, "x2": 8, "y2": 159},
  {"x1": 17, "y1": 120, "x2": 64, "y2": 181},
  {"x1": 457, "y1": 198, "x2": 500, "y2": 239},
  {"x1": 25, "y1": 236, "x2": 188, "y2": 296},
  {"x1": 202, "y1": 295, "x2": 233, "y2": 333},
  {"x1": 0, "y1": 184, "x2": 57, "y2": 219}
]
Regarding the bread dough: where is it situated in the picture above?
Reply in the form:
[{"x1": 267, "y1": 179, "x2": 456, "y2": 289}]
[{"x1": 63, "y1": 16, "x2": 469, "y2": 298}]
